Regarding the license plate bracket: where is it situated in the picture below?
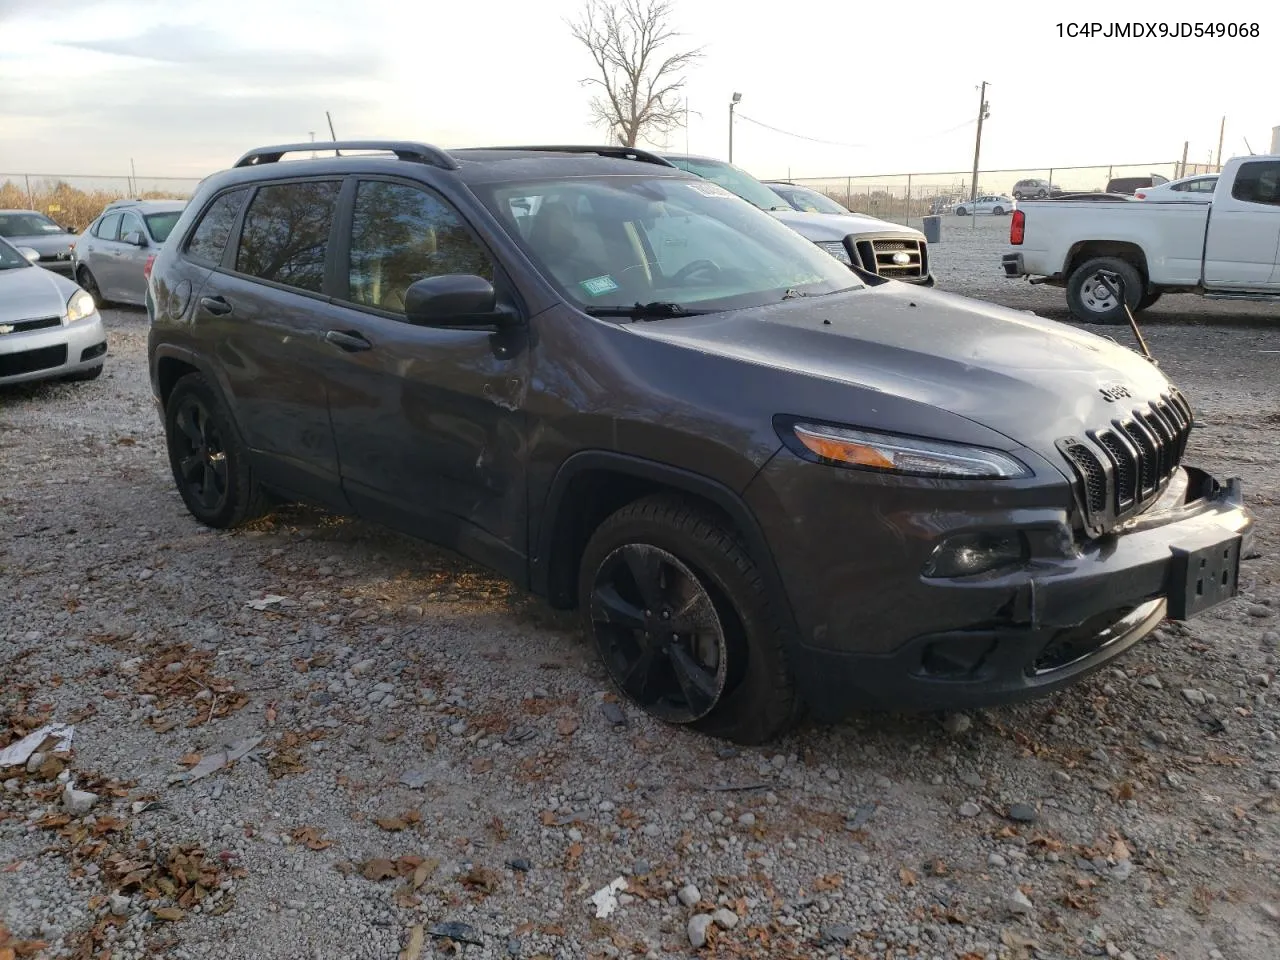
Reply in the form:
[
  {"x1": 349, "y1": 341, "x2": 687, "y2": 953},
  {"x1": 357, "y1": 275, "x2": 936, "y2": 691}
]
[{"x1": 1167, "y1": 530, "x2": 1242, "y2": 620}]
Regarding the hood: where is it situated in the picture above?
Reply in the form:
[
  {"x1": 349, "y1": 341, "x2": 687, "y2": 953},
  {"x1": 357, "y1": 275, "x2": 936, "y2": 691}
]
[
  {"x1": 0, "y1": 264, "x2": 78, "y2": 322},
  {"x1": 769, "y1": 209, "x2": 925, "y2": 243},
  {"x1": 7, "y1": 232, "x2": 76, "y2": 257},
  {"x1": 623, "y1": 282, "x2": 1173, "y2": 462}
]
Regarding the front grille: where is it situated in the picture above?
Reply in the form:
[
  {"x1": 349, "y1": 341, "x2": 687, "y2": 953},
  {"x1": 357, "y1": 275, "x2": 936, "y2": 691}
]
[
  {"x1": 1057, "y1": 391, "x2": 1195, "y2": 536},
  {"x1": 0, "y1": 316, "x2": 61, "y2": 335},
  {"x1": 853, "y1": 236, "x2": 928, "y2": 281},
  {"x1": 39, "y1": 251, "x2": 71, "y2": 262},
  {"x1": 0, "y1": 344, "x2": 68, "y2": 377}
]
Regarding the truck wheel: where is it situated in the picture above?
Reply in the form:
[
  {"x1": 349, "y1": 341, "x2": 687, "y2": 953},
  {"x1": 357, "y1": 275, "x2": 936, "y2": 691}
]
[
  {"x1": 1066, "y1": 257, "x2": 1143, "y2": 325},
  {"x1": 579, "y1": 493, "x2": 804, "y2": 745}
]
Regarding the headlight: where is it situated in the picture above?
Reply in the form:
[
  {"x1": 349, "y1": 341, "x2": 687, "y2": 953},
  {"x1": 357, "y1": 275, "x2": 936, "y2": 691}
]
[
  {"x1": 788, "y1": 421, "x2": 1031, "y2": 479},
  {"x1": 66, "y1": 289, "x2": 96, "y2": 324},
  {"x1": 814, "y1": 240, "x2": 852, "y2": 265}
]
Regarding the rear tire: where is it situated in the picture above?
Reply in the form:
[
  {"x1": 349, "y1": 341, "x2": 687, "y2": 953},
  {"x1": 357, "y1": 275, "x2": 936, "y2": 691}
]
[
  {"x1": 993, "y1": 206, "x2": 1005, "y2": 216},
  {"x1": 578, "y1": 494, "x2": 804, "y2": 744},
  {"x1": 955, "y1": 206, "x2": 968, "y2": 216},
  {"x1": 164, "y1": 372, "x2": 270, "y2": 528},
  {"x1": 76, "y1": 267, "x2": 108, "y2": 308},
  {"x1": 1066, "y1": 256, "x2": 1144, "y2": 325}
]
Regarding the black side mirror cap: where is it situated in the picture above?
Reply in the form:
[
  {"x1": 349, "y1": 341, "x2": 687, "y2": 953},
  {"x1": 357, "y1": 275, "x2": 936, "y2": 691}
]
[{"x1": 403, "y1": 275, "x2": 514, "y2": 327}]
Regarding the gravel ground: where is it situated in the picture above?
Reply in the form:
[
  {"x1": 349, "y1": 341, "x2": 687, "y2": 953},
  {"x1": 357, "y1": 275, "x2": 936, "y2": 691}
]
[{"x1": 3, "y1": 232, "x2": 1279, "y2": 960}]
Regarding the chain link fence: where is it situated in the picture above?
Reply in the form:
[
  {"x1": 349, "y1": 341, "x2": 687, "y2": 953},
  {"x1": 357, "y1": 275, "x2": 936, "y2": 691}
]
[
  {"x1": 0, "y1": 174, "x2": 205, "y2": 232},
  {"x1": 783, "y1": 160, "x2": 1223, "y2": 227}
]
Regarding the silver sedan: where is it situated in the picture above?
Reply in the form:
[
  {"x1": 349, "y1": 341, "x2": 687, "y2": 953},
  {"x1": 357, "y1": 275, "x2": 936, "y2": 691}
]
[
  {"x1": 0, "y1": 237, "x2": 106, "y2": 386},
  {"x1": 0, "y1": 208, "x2": 77, "y2": 276}
]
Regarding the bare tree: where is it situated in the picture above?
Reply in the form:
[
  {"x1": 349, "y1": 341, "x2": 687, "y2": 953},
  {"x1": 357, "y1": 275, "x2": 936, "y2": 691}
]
[{"x1": 568, "y1": 0, "x2": 703, "y2": 148}]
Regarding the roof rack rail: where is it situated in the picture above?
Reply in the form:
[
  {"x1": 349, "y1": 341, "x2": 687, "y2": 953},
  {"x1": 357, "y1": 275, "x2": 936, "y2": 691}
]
[
  {"x1": 460, "y1": 145, "x2": 677, "y2": 167},
  {"x1": 233, "y1": 141, "x2": 459, "y2": 171}
]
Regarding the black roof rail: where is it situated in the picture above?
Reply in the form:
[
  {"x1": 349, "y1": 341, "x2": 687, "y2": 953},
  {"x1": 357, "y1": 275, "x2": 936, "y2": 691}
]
[
  {"x1": 233, "y1": 141, "x2": 460, "y2": 171},
  {"x1": 456, "y1": 145, "x2": 677, "y2": 167}
]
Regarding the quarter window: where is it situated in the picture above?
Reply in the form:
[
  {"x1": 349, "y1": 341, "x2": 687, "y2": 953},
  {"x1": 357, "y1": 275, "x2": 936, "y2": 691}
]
[
  {"x1": 186, "y1": 189, "x2": 248, "y2": 266},
  {"x1": 347, "y1": 180, "x2": 493, "y2": 314},
  {"x1": 235, "y1": 180, "x2": 341, "y2": 292}
]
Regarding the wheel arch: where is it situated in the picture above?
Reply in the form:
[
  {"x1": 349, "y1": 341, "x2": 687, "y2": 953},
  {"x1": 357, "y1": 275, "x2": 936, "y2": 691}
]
[
  {"x1": 151, "y1": 345, "x2": 249, "y2": 447},
  {"x1": 1064, "y1": 241, "x2": 1150, "y2": 286},
  {"x1": 533, "y1": 451, "x2": 799, "y2": 636}
]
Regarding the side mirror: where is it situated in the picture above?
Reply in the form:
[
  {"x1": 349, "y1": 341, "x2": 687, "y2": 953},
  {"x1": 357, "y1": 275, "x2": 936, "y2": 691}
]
[
  {"x1": 123, "y1": 231, "x2": 148, "y2": 247},
  {"x1": 67, "y1": 225, "x2": 76, "y2": 233},
  {"x1": 403, "y1": 275, "x2": 511, "y2": 327},
  {"x1": 17, "y1": 246, "x2": 41, "y2": 263}
]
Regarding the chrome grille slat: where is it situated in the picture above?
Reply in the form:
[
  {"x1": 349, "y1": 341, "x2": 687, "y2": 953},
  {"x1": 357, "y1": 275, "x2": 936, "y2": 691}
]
[
  {"x1": 855, "y1": 237, "x2": 927, "y2": 280},
  {"x1": 1058, "y1": 393, "x2": 1194, "y2": 537}
]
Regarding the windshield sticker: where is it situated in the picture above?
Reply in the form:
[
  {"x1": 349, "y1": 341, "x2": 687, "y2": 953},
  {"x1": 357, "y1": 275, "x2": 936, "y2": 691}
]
[
  {"x1": 579, "y1": 275, "x2": 619, "y2": 297},
  {"x1": 685, "y1": 181, "x2": 737, "y2": 200}
]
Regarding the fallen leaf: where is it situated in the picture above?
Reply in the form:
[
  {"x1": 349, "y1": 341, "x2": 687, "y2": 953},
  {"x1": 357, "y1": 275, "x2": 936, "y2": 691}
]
[
  {"x1": 265, "y1": 704, "x2": 278, "y2": 726},
  {"x1": 556, "y1": 717, "x2": 579, "y2": 737},
  {"x1": 1112, "y1": 838, "x2": 1131, "y2": 861},
  {"x1": 361, "y1": 858, "x2": 399, "y2": 882},
  {"x1": 179, "y1": 753, "x2": 202, "y2": 768},
  {"x1": 812, "y1": 873, "x2": 843, "y2": 892},
  {"x1": 290, "y1": 826, "x2": 332, "y2": 851},
  {"x1": 399, "y1": 924, "x2": 424, "y2": 960},
  {"x1": 460, "y1": 866, "x2": 500, "y2": 895},
  {"x1": 152, "y1": 907, "x2": 184, "y2": 922},
  {"x1": 376, "y1": 810, "x2": 422, "y2": 832},
  {"x1": 412, "y1": 858, "x2": 440, "y2": 890},
  {"x1": 899, "y1": 867, "x2": 918, "y2": 887}
]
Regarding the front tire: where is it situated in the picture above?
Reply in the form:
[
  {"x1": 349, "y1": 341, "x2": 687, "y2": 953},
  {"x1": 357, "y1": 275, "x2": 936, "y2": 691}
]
[
  {"x1": 1138, "y1": 290, "x2": 1163, "y2": 311},
  {"x1": 955, "y1": 206, "x2": 968, "y2": 216},
  {"x1": 579, "y1": 494, "x2": 803, "y2": 744},
  {"x1": 1066, "y1": 257, "x2": 1144, "y2": 325},
  {"x1": 164, "y1": 373, "x2": 270, "y2": 528},
  {"x1": 993, "y1": 206, "x2": 1006, "y2": 216}
]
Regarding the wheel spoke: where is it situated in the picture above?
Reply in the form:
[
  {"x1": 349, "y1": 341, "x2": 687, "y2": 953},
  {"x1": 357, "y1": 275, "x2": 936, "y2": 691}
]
[
  {"x1": 623, "y1": 546, "x2": 666, "y2": 612},
  {"x1": 670, "y1": 644, "x2": 718, "y2": 713},
  {"x1": 208, "y1": 454, "x2": 228, "y2": 482},
  {"x1": 591, "y1": 584, "x2": 646, "y2": 632},
  {"x1": 177, "y1": 403, "x2": 203, "y2": 446},
  {"x1": 668, "y1": 590, "x2": 718, "y2": 635},
  {"x1": 178, "y1": 453, "x2": 203, "y2": 479},
  {"x1": 199, "y1": 464, "x2": 219, "y2": 508},
  {"x1": 619, "y1": 647, "x2": 659, "y2": 702}
]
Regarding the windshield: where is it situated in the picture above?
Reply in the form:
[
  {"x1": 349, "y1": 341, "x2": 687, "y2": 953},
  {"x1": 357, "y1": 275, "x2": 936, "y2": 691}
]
[
  {"x1": 0, "y1": 211, "x2": 62, "y2": 237},
  {"x1": 477, "y1": 174, "x2": 861, "y2": 313},
  {"x1": 144, "y1": 211, "x2": 183, "y2": 243},
  {"x1": 0, "y1": 236, "x2": 31, "y2": 269},
  {"x1": 662, "y1": 157, "x2": 791, "y2": 211},
  {"x1": 769, "y1": 184, "x2": 851, "y2": 215}
]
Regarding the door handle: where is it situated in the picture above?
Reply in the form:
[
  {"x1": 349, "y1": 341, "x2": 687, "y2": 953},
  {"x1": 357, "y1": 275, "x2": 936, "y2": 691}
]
[
  {"x1": 199, "y1": 296, "x2": 233, "y2": 317},
  {"x1": 325, "y1": 329, "x2": 372, "y2": 352}
]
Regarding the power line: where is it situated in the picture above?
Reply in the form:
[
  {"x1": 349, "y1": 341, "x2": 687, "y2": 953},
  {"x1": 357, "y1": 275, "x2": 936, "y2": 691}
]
[{"x1": 735, "y1": 113, "x2": 976, "y2": 148}]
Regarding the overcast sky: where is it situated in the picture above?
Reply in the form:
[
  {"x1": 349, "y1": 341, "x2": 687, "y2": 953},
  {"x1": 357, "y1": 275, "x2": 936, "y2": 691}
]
[{"x1": 0, "y1": 0, "x2": 1274, "y2": 184}]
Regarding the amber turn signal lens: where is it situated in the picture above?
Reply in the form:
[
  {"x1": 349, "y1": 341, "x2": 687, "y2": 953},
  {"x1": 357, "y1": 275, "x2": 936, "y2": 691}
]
[{"x1": 795, "y1": 431, "x2": 895, "y2": 469}]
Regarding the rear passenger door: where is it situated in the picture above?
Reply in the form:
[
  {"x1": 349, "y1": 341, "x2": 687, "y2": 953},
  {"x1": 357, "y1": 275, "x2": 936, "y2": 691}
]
[{"x1": 187, "y1": 178, "x2": 346, "y2": 507}]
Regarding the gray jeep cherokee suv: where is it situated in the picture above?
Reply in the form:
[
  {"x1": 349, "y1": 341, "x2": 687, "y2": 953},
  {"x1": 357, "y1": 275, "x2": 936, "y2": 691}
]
[{"x1": 146, "y1": 141, "x2": 1253, "y2": 744}]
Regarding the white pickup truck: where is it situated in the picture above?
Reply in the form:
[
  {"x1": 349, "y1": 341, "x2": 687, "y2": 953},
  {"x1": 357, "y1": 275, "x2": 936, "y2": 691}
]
[{"x1": 1002, "y1": 155, "x2": 1280, "y2": 323}]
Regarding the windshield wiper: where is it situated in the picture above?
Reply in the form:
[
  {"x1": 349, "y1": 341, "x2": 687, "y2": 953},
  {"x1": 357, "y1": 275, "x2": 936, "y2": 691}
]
[
  {"x1": 584, "y1": 301, "x2": 706, "y2": 320},
  {"x1": 781, "y1": 288, "x2": 813, "y2": 300}
]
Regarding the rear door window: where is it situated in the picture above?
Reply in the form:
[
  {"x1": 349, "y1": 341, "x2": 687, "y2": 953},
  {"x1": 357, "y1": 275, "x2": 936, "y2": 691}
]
[
  {"x1": 185, "y1": 189, "x2": 249, "y2": 266},
  {"x1": 95, "y1": 212, "x2": 121, "y2": 240},
  {"x1": 234, "y1": 180, "x2": 341, "y2": 292}
]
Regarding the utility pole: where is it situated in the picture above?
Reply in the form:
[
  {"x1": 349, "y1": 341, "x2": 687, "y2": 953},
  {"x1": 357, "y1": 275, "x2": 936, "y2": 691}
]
[
  {"x1": 326, "y1": 111, "x2": 340, "y2": 157},
  {"x1": 309, "y1": 131, "x2": 316, "y2": 159},
  {"x1": 1215, "y1": 116, "x2": 1225, "y2": 168},
  {"x1": 728, "y1": 92, "x2": 742, "y2": 163},
  {"x1": 130, "y1": 158, "x2": 137, "y2": 196},
  {"x1": 969, "y1": 82, "x2": 989, "y2": 204},
  {"x1": 1179, "y1": 141, "x2": 1188, "y2": 178}
]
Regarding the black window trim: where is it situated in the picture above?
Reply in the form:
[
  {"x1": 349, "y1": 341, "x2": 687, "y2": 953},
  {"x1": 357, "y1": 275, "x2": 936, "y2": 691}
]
[
  {"x1": 181, "y1": 186, "x2": 252, "y2": 268},
  {"x1": 119, "y1": 210, "x2": 144, "y2": 241},
  {"x1": 330, "y1": 172, "x2": 523, "y2": 325},
  {"x1": 215, "y1": 175, "x2": 345, "y2": 302},
  {"x1": 1231, "y1": 160, "x2": 1280, "y2": 207}
]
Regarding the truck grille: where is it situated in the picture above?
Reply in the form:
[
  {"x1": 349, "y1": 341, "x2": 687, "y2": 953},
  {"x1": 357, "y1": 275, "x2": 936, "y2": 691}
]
[
  {"x1": 851, "y1": 237, "x2": 928, "y2": 281},
  {"x1": 1055, "y1": 392, "x2": 1194, "y2": 536}
]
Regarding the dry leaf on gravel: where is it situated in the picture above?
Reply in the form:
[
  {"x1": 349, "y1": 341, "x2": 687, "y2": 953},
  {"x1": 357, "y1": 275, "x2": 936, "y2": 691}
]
[
  {"x1": 290, "y1": 826, "x2": 332, "y2": 851},
  {"x1": 460, "y1": 866, "x2": 500, "y2": 895},
  {"x1": 899, "y1": 867, "x2": 918, "y2": 887},
  {"x1": 556, "y1": 717, "x2": 579, "y2": 737},
  {"x1": 361, "y1": 858, "x2": 400, "y2": 881},
  {"x1": 412, "y1": 858, "x2": 440, "y2": 889},
  {"x1": 152, "y1": 907, "x2": 184, "y2": 922},
  {"x1": 375, "y1": 809, "x2": 422, "y2": 832},
  {"x1": 399, "y1": 924, "x2": 424, "y2": 960}
]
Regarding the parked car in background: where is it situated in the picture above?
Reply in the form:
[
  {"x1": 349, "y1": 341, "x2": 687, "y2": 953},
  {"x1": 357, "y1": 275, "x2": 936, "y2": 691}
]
[
  {"x1": 764, "y1": 181, "x2": 853, "y2": 215},
  {"x1": 1134, "y1": 174, "x2": 1218, "y2": 201},
  {"x1": 1004, "y1": 155, "x2": 1280, "y2": 323},
  {"x1": 955, "y1": 195, "x2": 1015, "y2": 216},
  {"x1": 929, "y1": 196, "x2": 959, "y2": 215},
  {"x1": 0, "y1": 235, "x2": 106, "y2": 385},
  {"x1": 1104, "y1": 174, "x2": 1169, "y2": 196},
  {"x1": 0, "y1": 209, "x2": 77, "y2": 275},
  {"x1": 662, "y1": 153, "x2": 932, "y2": 284},
  {"x1": 147, "y1": 139, "x2": 1251, "y2": 743},
  {"x1": 1011, "y1": 179, "x2": 1061, "y2": 200},
  {"x1": 73, "y1": 198, "x2": 187, "y2": 306}
]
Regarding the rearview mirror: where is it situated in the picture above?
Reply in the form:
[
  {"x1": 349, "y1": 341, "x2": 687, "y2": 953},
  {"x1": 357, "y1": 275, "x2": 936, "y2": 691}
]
[
  {"x1": 122, "y1": 231, "x2": 148, "y2": 247},
  {"x1": 404, "y1": 275, "x2": 512, "y2": 327},
  {"x1": 17, "y1": 246, "x2": 40, "y2": 263}
]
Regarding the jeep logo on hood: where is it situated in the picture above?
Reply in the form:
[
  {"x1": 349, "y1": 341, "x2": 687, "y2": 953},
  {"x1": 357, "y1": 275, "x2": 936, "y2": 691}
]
[{"x1": 1099, "y1": 383, "x2": 1132, "y2": 402}]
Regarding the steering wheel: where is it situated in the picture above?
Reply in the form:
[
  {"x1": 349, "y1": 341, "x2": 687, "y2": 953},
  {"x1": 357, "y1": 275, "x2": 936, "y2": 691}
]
[{"x1": 671, "y1": 259, "x2": 722, "y2": 284}]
